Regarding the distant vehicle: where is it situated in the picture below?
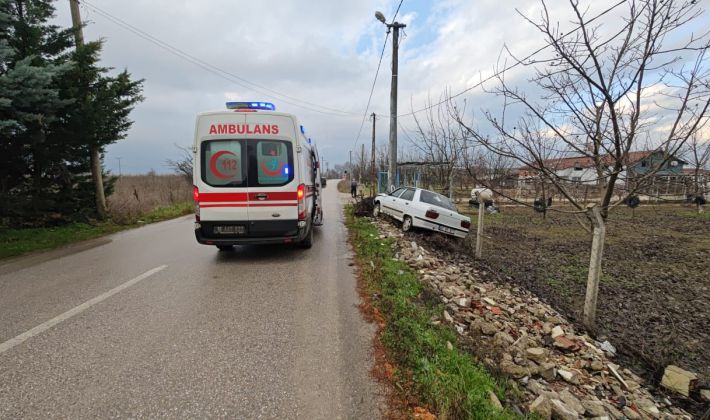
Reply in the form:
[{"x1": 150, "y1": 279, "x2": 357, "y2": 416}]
[
  {"x1": 373, "y1": 187, "x2": 471, "y2": 238},
  {"x1": 192, "y1": 101, "x2": 323, "y2": 250},
  {"x1": 321, "y1": 177, "x2": 327, "y2": 188}
]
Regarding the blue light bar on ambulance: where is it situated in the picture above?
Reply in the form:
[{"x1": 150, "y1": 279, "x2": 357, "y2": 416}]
[{"x1": 225, "y1": 102, "x2": 276, "y2": 111}]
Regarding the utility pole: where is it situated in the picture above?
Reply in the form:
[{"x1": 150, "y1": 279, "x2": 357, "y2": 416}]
[
  {"x1": 70, "y1": 0, "x2": 107, "y2": 219},
  {"x1": 370, "y1": 112, "x2": 376, "y2": 196},
  {"x1": 116, "y1": 157, "x2": 122, "y2": 177},
  {"x1": 349, "y1": 150, "x2": 353, "y2": 181},
  {"x1": 387, "y1": 21, "x2": 406, "y2": 192},
  {"x1": 360, "y1": 143, "x2": 365, "y2": 186}
]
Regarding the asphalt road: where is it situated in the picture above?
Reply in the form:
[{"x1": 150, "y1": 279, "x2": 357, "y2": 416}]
[{"x1": 0, "y1": 185, "x2": 383, "y2": 419}]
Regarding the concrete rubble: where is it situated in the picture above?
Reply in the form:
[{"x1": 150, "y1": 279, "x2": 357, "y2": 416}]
[
  {"x1": 372, "y1": 217, "x2": 694, "y2": 419},
  {"x1": 660, "y1": 365, "x2": 698, "y2": 397}
]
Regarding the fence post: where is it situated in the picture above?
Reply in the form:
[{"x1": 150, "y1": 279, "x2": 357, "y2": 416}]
[
  {"x1": 583, "y1": 204, "x2": 606, "y2": 330},
  {"x1": 475, "y1": 205, "x2": 485, "y2": 259}
]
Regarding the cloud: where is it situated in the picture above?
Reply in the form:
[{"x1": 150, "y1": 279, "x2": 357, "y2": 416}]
[{"x1": 50, "y1": 0, "x2": 701, "y2": 173}]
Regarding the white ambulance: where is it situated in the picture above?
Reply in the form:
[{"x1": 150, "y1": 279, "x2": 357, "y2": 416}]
[{"x1": 192, "y1": 102, "x2": 323, "y2": 250}]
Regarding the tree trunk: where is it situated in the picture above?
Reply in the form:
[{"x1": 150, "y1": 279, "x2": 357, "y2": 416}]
[
  {"x1": 91, "y1": 146, "x2": 107, "y2": 219},
  {"x1": 583, "y1": 205, "x2": 606, "y2": 330}
]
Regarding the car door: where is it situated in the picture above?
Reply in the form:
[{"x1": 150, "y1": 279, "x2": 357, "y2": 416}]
[
  {"x1": 397, "y1": 188, "x2": 416, "y2": 218},
  {"x1": 382, "y1": 188, "x2": 406, "y2": 218}
]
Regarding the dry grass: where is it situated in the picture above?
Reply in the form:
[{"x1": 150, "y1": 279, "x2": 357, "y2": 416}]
[{"x1": 108, "y1": 174, "x2": 192, "y2": 224}]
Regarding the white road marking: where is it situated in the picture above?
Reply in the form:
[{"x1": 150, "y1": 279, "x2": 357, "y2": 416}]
[{"x1": 0, "y1": 265, "x2": 167, "y2": 355}]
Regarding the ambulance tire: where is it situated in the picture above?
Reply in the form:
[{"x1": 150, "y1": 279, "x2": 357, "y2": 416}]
[
  {"x1": 216, "y1": 245, "x2": 233, "y2": 251},
  {"x1": 300, "y1": 223, "x2": 314, "y2": 249}
]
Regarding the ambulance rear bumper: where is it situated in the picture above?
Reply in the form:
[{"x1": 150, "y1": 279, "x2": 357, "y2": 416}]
[{"x1": 194, "y1": 220, "x2": 306, "y2": 245}]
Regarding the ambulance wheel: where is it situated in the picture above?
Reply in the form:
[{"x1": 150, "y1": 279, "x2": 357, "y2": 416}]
[
  {"x1": 217, "y1": 245, "x2": 233, "y2": 251},
  {"x1": 300, "y1": 225, "x2": 314, "y2": 249},
  {"x1": 373, "y1": 202, "x2": 381, "y2": 218},
  {"x1": 402, "y1": 216, "x2": 413, "y2": 232}
]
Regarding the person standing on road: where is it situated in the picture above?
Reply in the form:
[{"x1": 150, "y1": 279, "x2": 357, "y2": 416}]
[{"x1": 351, "y1": 179, "x2": 358, "y2": 198}]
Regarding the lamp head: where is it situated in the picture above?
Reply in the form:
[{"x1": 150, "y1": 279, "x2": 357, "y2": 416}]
[{"x1": 375, "y1": 11, "x2": 386, "y2": 24}]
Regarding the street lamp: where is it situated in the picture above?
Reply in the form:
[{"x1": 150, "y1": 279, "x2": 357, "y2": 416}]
[{"x1": 375, "y1": 11, "x2": 406, "y2": 192}]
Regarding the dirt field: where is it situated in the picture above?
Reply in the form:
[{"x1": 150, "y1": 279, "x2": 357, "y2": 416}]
[{"x1": 454, "y1": 205, "x2": 709, "y2": 394}]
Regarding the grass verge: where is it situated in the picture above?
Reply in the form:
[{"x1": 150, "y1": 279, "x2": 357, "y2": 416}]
[
  {"x1": 0, "y1": 202, "x2": 193, "y2": 260},
  {"x1": 346, "y1": 206, "x2": 517, "y2": 419}
]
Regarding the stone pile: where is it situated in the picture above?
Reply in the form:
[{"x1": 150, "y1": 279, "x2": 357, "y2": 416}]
[{"x1": 372, "y1": 218, "x2": 693, "y2": 419}]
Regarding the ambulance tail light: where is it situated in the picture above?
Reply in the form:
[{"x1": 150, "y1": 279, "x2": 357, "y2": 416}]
[
  {"x1": 461, "y1": 220, "x2": 471, "y2": 230},
  {"x1": 425, "y1": 210, "x2": 439, "y2": 219},
  {"x1": 297, "y1": 184, "x2": 306, "y2": 220},
  {"x1": 193, "y1": 186, "x2": 200, "y2": 221}
]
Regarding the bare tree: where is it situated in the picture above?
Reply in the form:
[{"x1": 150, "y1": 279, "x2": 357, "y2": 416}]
[
  {"x1": 409, "y1": 94, "x2": 465, "y2": 198},
  {"x1": 452, "y1": 0, "x2": 710, "y2": 328},
  {"x1": 165, "y1": 144, "x2": 193, "y2": 182},
  {"x1": 682, "y1": 133, "x2": 710, "y2": 211}
]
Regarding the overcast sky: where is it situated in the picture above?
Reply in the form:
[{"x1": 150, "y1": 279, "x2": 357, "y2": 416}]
[{"x1": 51, "y1": 0, "x2": 708, "y2": 174}]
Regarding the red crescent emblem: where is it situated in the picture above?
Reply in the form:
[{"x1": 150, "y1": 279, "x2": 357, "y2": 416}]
[
  {"x1": 260, "y1": 161, "x2": 285, "y2": 177},
  {"x1": 210, "y1": 150, "x2": 237, "y2": 179}
]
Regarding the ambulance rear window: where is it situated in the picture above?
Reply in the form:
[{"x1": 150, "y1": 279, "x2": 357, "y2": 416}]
[
  {"x1": 200, "y1": 139, "x2": 293, "y2": 188},
  {"x1": 202, "y1": 140, "x2": 246, "y2": 187},
  {"x1": 256, "y1": 141, "x2": 291, "y2": 186}
]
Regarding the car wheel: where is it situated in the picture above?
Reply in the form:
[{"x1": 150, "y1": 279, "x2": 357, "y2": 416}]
[
  {"x1": 300, "y1": 224, "x2": 314, "y2": 249},
  {"x1": 402, "y1": 216, "x2": 413, "y2": 232},
  {"x1": 373, "y1": 202, "x2": 381, "y2": 218},
  {"x1": 217, "y1": 245, "x2": 233, "y2": 251}
]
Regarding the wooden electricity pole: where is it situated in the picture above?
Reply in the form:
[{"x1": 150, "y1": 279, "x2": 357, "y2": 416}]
[
  {"x1": 387, "y1": 22, "x2": 406, "y2": 192},
  {"x1": 70, "y1": 0, "x2": 107, "y2": 219},
  {"x1": 359, "y1": 143, "x2": 367, "y2": 184},
  {"x1": 371, "y1": 112, "x2": 376, "y2": 196}
]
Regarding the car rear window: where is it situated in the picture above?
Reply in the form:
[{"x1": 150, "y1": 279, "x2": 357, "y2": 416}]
[
  {"x1": 419, "y1": 190, "x2": 456, "y2": 211},
  {"x1": 201, "y1": 139, "x2": 293, "y2": 188}
]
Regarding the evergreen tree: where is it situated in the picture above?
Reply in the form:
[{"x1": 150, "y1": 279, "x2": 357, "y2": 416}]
[
  {"x1": 53, "y1": 39, "x2": 144, "y2": 219},
  {"x1": 0, "y1": 0, "x2": 75, "y2": 225},
  {"x1": 0, "y1": 0, "x2": 143, "y2": 226}
]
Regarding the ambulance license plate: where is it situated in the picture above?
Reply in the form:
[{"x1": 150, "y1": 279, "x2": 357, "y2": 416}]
[{"x1": 214, "y1": 225, "x2": 245, "y2": 235}]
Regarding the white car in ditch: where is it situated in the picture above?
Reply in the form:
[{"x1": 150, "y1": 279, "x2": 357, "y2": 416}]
[{"x1": 373, "y1": 187, "x2": 471, "y2": 238}]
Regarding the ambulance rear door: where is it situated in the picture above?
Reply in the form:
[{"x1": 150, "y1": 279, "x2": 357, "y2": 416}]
[
  {"x1": 196, "y1": 113, "x2": 251, "y2": 232},
  {"x1": 244, "y1": 113, "x2": 299, "y2": 237}
]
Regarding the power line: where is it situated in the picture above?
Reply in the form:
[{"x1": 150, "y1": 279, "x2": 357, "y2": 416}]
[
  {"x1": 351, "y1": 0, "x2": 406, "y2": 150},
  {"x1": 393, "y1": 0, "x2": 405, "y2": 22},
  {"x1": 79, "y1": 0, "x2": 361, "y2": 118},
  {"x1": 351, "y1": 32, "x2": 390, "y2": 150},
  {"x1": 397, "y1": 0, "x2": 627, "y2": 119}
]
